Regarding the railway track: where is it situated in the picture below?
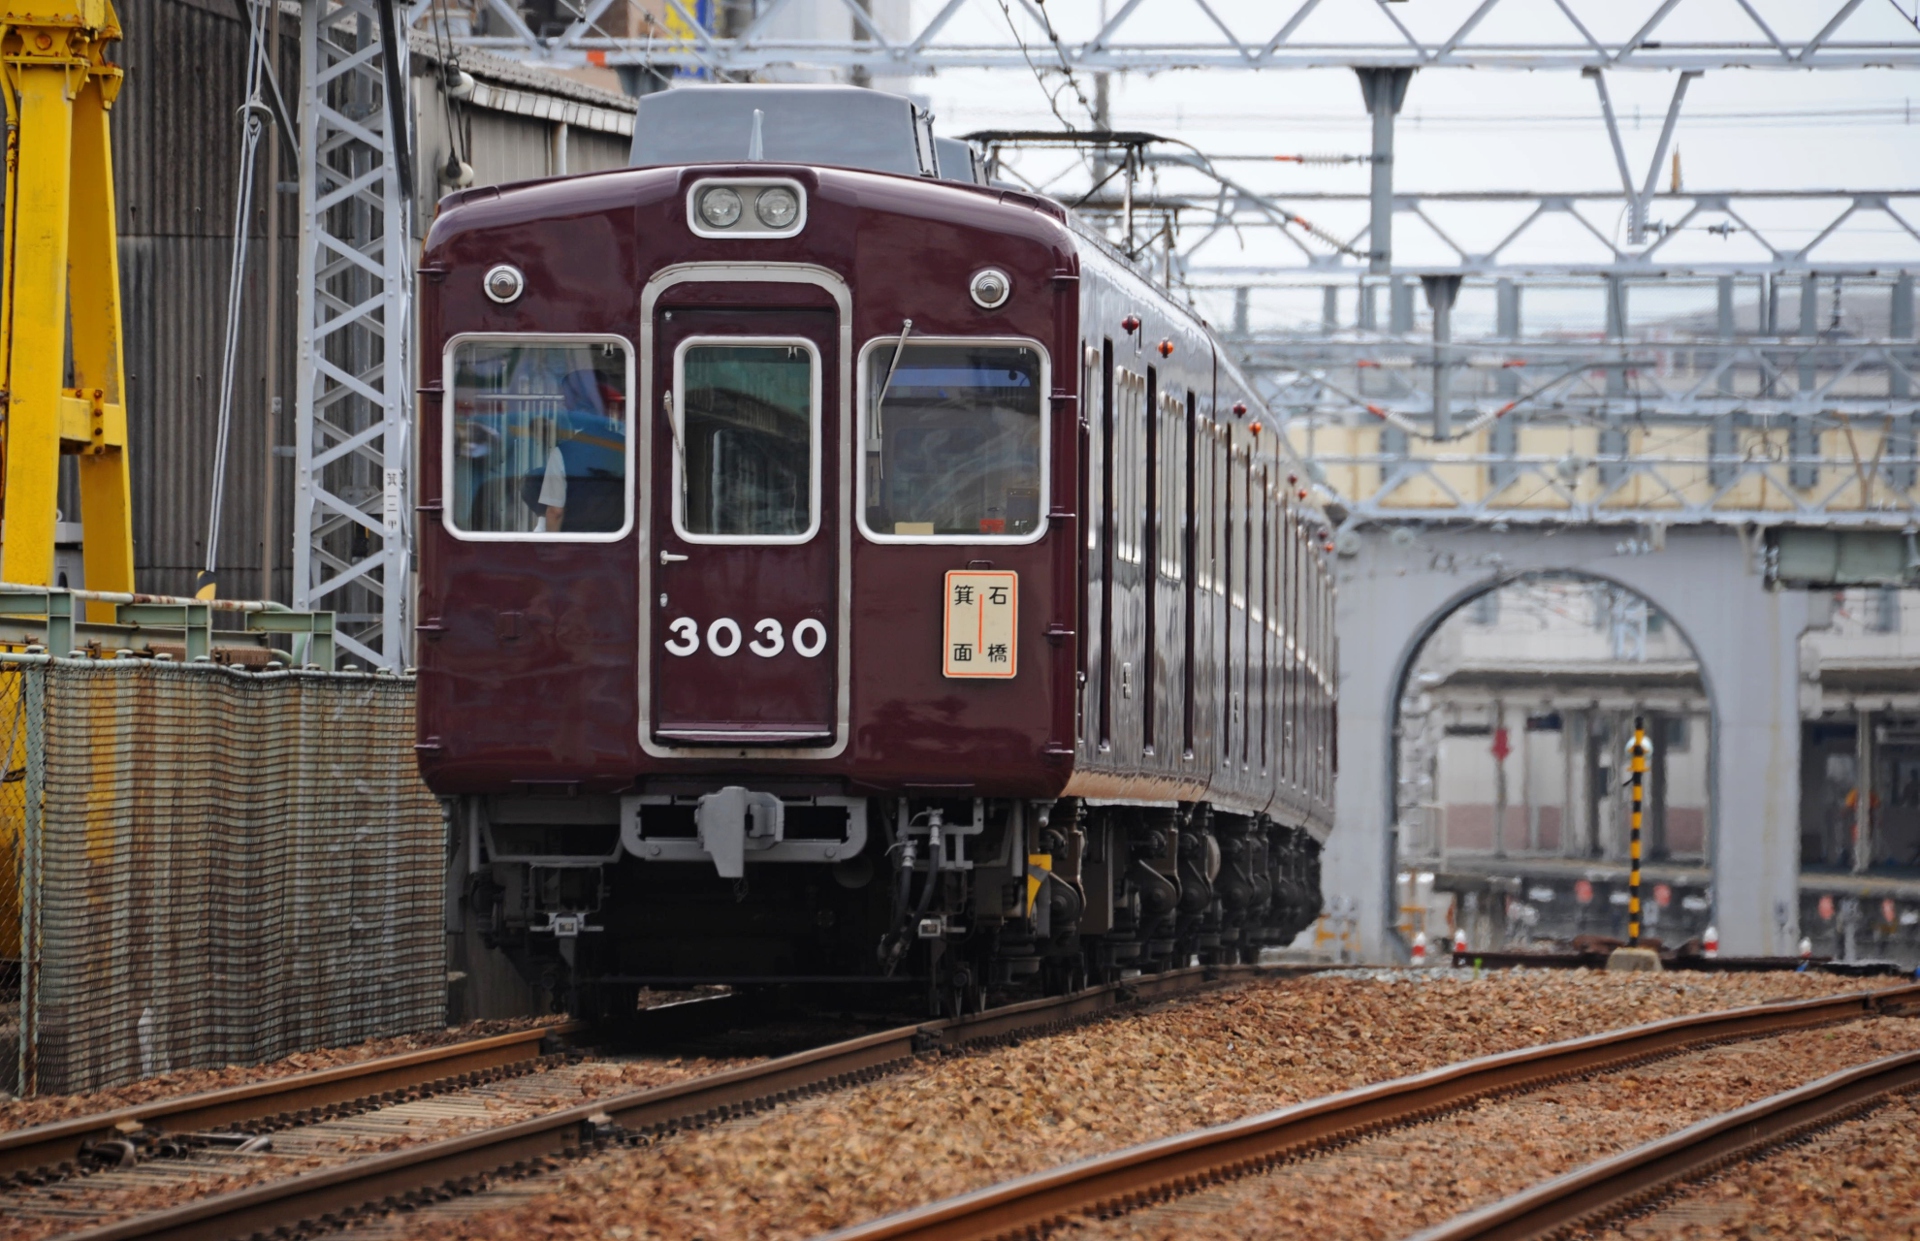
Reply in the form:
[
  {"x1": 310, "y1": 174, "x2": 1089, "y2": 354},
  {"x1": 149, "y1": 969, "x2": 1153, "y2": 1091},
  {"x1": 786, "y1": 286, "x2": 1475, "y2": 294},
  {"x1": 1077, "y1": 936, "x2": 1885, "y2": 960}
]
[
  {"x1": 18, "y1": 964, "x2": 1292, "y2": 1241},
  {"x1": 1404, "y1": 1048, "x2": 1920, "y2": 1241},
  {"x1": 0, "y1": 1024, "x2": 576, "y2": 1182},
  {"x1": 818, "y1": 981, "x2": 1920, "y2": 1241}
]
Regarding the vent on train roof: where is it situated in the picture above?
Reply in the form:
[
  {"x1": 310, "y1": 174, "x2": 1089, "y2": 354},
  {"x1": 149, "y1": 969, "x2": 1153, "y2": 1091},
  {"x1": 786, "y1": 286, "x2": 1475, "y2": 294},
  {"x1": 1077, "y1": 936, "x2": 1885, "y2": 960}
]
[
  {"x1": 629, "y1": 84, "x2": 946, "y2": 179},
  {"x1": 934, "y1": 136, "x2": 988, "y2": 185}
]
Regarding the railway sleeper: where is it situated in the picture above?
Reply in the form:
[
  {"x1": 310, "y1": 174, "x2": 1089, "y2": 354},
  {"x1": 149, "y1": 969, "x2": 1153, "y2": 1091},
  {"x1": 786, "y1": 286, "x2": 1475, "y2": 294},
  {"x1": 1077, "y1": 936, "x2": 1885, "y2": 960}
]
[{"x1": 5, "y1": 1053, "x2": 564, "y2": 1188}]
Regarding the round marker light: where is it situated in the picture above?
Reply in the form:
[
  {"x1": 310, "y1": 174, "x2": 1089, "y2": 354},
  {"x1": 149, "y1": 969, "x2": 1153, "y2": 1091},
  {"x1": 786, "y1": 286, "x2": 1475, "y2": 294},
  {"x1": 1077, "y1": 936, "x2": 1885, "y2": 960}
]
[
  {"x1": 755, "y1": 186, "x2": 799, "y2": 228},
  {"x1": 699, "y1": 186, "x2": 743, "y2": 228},
  {"x1": 483, "y1": 264, "x2": 525, "y2": 304},
  {"x1": 970, "y1": 268, "x2": 1012, "y2": 310}
]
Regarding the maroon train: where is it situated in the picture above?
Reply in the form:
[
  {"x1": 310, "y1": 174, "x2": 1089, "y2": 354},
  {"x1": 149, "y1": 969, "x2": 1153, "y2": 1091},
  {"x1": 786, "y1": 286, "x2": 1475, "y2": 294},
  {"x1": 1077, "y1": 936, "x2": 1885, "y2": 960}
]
[{"x1": 418, "y1": 85, "x2": 1336, "y2": 1014}]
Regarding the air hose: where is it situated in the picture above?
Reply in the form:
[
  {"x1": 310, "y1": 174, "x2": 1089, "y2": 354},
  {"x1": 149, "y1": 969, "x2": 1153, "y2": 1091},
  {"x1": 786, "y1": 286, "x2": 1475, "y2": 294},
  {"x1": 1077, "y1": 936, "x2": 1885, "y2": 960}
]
[{"x1": 881, "y1": 809, "x2": 944, "y2": 974}]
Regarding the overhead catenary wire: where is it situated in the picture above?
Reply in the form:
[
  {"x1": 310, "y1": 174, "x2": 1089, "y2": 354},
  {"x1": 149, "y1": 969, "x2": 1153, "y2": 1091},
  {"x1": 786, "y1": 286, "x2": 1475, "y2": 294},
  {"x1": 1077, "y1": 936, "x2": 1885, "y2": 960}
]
[
  {"x1": 1027, "y1": 0, "x2": 1096, "y2": 126},
  {"x1": 977, "y1": 130, "x2": 1367, "y2": 263},
  {"x1": 991, "y1": 0, "x2": 1095, "y2": 132},
  {"x1": 200, "y1": 0, "x2": 274, "y2": 598},
  {"x1": 934, "y1": 101, "x2": 1920, "y2": 133}
]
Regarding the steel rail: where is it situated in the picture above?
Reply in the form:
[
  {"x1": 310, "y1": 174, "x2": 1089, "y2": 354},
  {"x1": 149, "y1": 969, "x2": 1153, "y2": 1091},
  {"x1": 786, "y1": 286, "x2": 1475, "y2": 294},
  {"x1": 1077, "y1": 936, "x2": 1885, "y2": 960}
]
[
  {"x1": 49, "y1": 964, "x2": 1295, "y2": 1241},
  {"x1": 0, "y1": 1024, "x2": 574, "y2": 1180},
  {"x1": 817, "y1": 982, "x2": 1920, "y2": 1241},
  {"x1": 1406, "y1": 1048, "x2": 1920, "y2": 1241}
]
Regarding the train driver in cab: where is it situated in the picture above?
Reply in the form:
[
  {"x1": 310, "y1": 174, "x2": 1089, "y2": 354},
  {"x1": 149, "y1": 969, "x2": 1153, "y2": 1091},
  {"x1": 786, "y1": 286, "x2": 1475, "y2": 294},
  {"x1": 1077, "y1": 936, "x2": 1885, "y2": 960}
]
[{"x1": 529, "y1": 368, "x2": 627, "y2": 534}]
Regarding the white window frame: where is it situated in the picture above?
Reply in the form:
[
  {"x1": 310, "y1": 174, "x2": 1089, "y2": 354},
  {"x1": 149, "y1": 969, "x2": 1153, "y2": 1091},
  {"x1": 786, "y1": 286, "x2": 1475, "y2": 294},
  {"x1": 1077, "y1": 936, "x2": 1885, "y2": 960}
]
[
  {"x1": 440, "y1": 332, "x2": 636, "y2": 543},
  {"x1": 855, "y1": 334, "x2": 1051, "y2": 545},
  {"x1": 670, "y1": 334, "x2": 823, "y2": 546}
]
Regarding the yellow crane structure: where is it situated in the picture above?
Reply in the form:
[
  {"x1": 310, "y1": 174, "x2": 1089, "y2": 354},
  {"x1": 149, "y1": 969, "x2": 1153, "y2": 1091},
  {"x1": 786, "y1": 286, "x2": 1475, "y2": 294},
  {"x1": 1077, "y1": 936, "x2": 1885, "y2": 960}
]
[{"x1": 0, "y1": 0, "x2": 134, "y2": 621}]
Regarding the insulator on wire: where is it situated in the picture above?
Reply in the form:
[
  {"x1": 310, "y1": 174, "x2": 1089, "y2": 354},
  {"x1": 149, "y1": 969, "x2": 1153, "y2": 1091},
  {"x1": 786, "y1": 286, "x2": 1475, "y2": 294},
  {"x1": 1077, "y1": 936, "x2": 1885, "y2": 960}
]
[
  {"x1": 440, "y1": 153, "x2": 475, "y2": 188},
  {"x1": 1272, "y1": 153, "x2": 1369, "y2": 166}
]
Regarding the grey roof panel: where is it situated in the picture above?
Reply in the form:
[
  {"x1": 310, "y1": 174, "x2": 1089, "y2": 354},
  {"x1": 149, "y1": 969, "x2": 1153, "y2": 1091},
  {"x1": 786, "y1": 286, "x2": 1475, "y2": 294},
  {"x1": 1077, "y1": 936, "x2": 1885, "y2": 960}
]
[
  {"x1": 629, "y1": 84, "x2": 929, "y2": 177},
  {"x1": 934, "y1": 136, "x2": 983, "y2": 184}
]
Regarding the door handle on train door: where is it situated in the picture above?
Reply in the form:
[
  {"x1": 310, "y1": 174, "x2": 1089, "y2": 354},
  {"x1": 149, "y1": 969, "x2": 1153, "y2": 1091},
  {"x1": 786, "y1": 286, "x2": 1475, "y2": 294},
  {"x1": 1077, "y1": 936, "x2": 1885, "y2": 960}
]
[{"x1": 660, "y1": 550, "x2": 689, "y2": 564}]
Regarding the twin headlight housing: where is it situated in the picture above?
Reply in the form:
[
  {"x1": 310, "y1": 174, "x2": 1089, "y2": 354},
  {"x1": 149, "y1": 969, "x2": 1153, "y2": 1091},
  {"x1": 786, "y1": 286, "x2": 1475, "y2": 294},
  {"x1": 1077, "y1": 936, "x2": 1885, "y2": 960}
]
[{"x1": 687, "y1": 178, "x2": 807, "y2": 239}]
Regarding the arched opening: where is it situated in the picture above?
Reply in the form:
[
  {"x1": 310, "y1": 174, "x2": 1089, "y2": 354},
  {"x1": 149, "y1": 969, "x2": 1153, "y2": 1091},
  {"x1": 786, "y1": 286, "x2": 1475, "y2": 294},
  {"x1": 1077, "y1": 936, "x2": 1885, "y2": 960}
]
[{"x1": 1392, "y1": 573, "x2": 1714, "y2": 954}]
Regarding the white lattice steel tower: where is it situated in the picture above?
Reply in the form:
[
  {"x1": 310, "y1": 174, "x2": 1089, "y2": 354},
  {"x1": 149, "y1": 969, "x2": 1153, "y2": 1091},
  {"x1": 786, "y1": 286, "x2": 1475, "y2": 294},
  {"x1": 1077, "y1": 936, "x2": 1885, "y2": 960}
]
[{"x1": 296, "y1": 0, "x2": 413, "y2": 670}]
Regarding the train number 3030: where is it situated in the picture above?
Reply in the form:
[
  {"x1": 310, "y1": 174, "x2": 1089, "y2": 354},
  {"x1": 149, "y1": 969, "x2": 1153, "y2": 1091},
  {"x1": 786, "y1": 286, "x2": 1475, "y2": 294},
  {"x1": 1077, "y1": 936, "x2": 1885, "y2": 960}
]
[{"x1": 664, "y1": 616, "x2": 828, "y2": 659}]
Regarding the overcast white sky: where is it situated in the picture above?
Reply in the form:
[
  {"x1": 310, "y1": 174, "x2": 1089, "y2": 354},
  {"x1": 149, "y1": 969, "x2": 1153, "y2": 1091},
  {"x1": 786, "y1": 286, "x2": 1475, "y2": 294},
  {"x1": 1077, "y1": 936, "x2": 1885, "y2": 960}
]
[{"x1": 888, "y1": 0, "x2": 1920, "y2": 332}]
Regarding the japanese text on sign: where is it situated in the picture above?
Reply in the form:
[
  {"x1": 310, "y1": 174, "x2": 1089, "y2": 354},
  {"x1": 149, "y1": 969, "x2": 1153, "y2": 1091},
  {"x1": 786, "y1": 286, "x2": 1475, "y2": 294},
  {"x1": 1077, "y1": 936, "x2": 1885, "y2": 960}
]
[{"x1": 943, "y1": 570, "x2": 1017, "y2": 679}]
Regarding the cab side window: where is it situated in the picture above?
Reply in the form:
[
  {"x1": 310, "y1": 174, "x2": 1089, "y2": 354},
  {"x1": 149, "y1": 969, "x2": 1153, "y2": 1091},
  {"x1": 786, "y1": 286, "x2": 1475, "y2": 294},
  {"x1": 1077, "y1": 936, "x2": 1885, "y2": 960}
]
[{"x1": 446, "y1": 338, "x2": 631, "y2": 538}]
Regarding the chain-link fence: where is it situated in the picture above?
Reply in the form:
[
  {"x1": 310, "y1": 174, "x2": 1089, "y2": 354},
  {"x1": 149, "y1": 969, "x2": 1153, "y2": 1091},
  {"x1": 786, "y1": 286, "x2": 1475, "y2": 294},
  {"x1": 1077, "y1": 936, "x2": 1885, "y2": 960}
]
[
  {"x1": 0, "y1": 665, "x2": 37, "y2": 1095},
  {"x1": 3, "y1": 659, "x2": 443, "y2": 1096}
]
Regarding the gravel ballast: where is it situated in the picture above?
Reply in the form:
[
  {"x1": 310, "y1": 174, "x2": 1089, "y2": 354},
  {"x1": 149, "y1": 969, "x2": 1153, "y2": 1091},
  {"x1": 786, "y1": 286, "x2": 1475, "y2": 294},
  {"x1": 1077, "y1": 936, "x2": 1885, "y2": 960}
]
[
  {"x1": 374, "y1": 970, "x2": 1887, "y2": 1241},
  {"x1": 1590, "y1": 1089, "x2": 1920, "y2": 1241},
  {"x1": 1064, "y1": 1018, "x2": 1920, "y2": 1240}
]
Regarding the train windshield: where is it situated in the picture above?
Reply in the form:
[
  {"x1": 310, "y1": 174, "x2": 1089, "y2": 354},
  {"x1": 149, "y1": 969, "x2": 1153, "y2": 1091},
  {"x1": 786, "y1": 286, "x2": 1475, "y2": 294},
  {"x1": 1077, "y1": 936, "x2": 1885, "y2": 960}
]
[
  {"x1": 445, "y1": 338, "x2": 630, "y2": 538},
  {"x1": 674, "y1": 340, "x2": 819, "y2": 540},
  {"x1": 862, "y1": 342, "x2": 1044, "y2": 539}
]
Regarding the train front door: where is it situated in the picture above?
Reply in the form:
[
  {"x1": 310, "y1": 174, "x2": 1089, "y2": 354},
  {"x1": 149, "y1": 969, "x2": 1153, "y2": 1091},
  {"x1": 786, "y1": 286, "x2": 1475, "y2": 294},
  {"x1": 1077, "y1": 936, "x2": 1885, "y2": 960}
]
[{"x1": 647, "y1": 301, "x2": 842, "y2": 749}]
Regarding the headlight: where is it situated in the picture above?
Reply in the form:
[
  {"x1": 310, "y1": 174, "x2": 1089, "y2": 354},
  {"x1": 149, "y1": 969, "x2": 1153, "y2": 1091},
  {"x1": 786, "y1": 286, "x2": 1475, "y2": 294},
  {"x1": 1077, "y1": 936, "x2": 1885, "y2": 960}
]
[
  {"x1": 483, "y1": 264, "x2": 525, "y2": 304},
  {"x1": 969, "y1": 268, "x2": 1012, "y2": 310},
  {"x1": 687, "y1": 180, "x2": 804, "y2": 237},
  {"x1": 699, "y1": 186, "x2": 743, "y2": 228},
  {"x1": 755, "y1": 186, "x2": 799, "y2": 228}
]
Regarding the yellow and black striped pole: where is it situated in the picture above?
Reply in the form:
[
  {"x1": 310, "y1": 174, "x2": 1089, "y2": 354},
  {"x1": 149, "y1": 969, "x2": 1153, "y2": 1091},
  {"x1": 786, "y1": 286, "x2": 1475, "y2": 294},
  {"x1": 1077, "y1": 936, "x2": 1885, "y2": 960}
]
[{"x1": 1628, "y1": 716, "x2": 1648, "y2": 947}]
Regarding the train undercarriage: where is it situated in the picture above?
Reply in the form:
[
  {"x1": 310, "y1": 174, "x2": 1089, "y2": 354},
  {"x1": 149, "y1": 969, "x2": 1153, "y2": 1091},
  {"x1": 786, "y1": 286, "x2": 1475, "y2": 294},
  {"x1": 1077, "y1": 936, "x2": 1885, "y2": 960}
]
[{"x1": 453, "y1": 794, "x2": 1324, "y2": 1017}]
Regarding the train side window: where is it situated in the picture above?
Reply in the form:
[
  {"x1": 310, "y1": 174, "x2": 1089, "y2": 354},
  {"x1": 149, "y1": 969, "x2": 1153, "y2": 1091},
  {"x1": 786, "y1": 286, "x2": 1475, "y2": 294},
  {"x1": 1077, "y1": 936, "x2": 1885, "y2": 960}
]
[
  {"x1": 443, "y1": 336, "x2": 632, "y2": 539},
  {"x1": 1285, "y1": 502, "x2": 1299, "y2": 787},
  {"x1": 1099, "y1": 339, "x2": 1115, "y2": 751},
  {"x1": 1220, "y1": 434, "x2": 1236, "y2": 763},
  {"x1": 1143, "y1": 365, "x2": 1158, "y2": 753},
  {"x1": 1241, "y1": 448, "x2": 1254, "y2": 766},
  {"x1": 1111, "y1": 369, "x2": 1143, "y2": 565},
  {"x1": 1260, "y1": 472, "x2": 1273, "y2": 772},
  {"x1": 1181, "y1": 390, "x2": 1197, "y2": 758},
  {"x1": 674, "y1": 338, "x2": 819, "y2": 541},
  {"x1": 1282, "y1": 499, "x2": 1297, "y2": 787},
  {"x1": 858, "y1": 338, "x2": 1047, "y2": 541},
  {"x1": 1298, "y1": 519, "x2": 1311, "y2": 790}
]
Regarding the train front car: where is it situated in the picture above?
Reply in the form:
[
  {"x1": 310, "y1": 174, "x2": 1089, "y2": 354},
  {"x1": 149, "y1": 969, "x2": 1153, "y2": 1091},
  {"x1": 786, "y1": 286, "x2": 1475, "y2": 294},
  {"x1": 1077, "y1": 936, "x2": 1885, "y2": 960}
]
[{"x1": 418, "y1": 84, "x2": 1332, "y2": 1015}]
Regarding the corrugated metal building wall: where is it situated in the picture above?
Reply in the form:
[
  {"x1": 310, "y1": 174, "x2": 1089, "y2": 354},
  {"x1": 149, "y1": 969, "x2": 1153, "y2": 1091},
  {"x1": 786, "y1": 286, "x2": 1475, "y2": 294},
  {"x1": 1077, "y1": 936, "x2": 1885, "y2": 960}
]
[
  {"x1": 101, "y1": 0, "x2": 634, "y2": 601},
  {"x1": 109, "y1": 0, "x2": 298, "y2": 600},
  {"x1": 411, "y1": 32, "x2": 634, "y2": 220}
]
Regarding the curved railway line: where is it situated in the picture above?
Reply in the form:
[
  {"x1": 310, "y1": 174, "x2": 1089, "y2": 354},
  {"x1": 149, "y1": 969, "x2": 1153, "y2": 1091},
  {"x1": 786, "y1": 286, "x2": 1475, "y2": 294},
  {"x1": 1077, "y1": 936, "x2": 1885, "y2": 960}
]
[
  {"x1": 1404, "y1": 1048, "x2": 1920, "y2": 1241},
  {"x1": 5, "y1": 965, "x2": 1292, "y2": 1241},
  {"x1": 818, "y1": 981, "x2": 1920, "y2": 1241}
]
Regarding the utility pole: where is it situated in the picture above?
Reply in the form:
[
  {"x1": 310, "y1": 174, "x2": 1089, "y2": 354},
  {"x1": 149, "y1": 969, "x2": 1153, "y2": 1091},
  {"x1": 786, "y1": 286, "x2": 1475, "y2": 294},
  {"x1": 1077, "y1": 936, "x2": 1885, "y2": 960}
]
[
  {"x1": 1355, "y1": 68, "x2": 1413, "y2": 276},
  {"x1": 261, "y1": 0, "x2": 284, "y2": 602},
  {"x1": 1421, "y1": 275, "x2": 1461, "y2": 441}
]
